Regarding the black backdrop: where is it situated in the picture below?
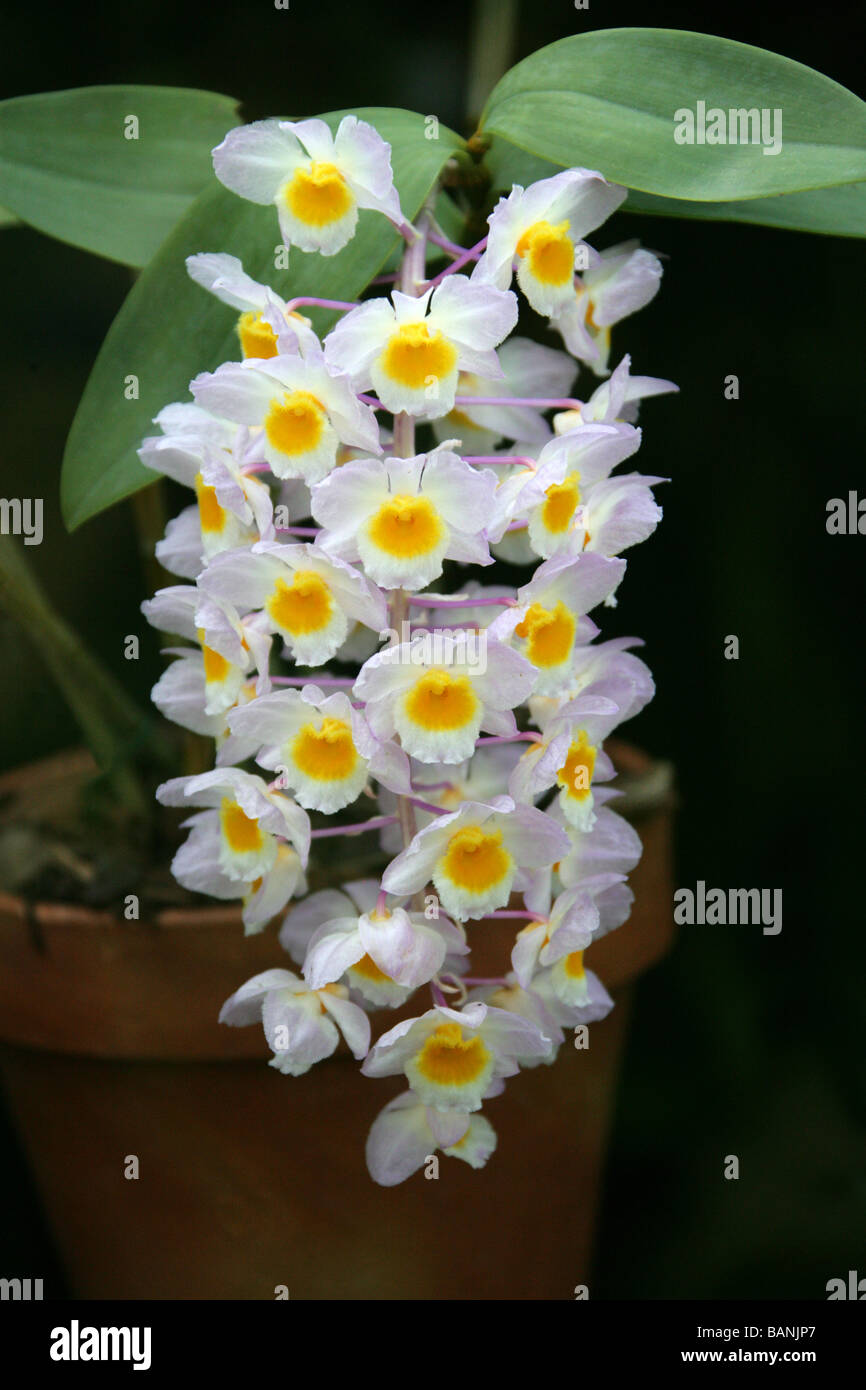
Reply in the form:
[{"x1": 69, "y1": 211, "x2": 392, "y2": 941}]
[{"x1": 0, "y1": 0, "x2": 863, "y2": 1299}]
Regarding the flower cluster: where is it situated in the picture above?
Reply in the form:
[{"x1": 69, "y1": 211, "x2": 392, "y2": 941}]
[{"x1": 142, "y1": 115, "x2": 676, "y2": 1185}]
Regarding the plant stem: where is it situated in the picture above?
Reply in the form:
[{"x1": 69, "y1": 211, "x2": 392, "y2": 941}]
[
  {"x1": 466, "y1": 0, "x2": 519, "y2": 123},
  {"x1": 476, "y1": 733, "x2": 541, "y2": 745},
  {"x1": 309, "y1": 815, "x2": 397, "y2": 839},
  {"x1": 454, "y1": 396, "x2": 583, "y2": 409},
  {"x1": 407, "y1": 796, "x2": 446, "y2": 816},
  {"x1": 285, "y1": 296, "x2": 359, "y2": 313},
  {"x1": 408, "y1": 593, "x2": 514, "y2": 608},
  {"x1": 463, "y1": 455, "x2": 538, "y2": 468},
  {"x1": 484, "y1": 910, "x2": 539, "y2": 919},
  {"x1": 271, "y1": 675, "x2": 354, "y2": 687},
  {"x1": 390, "y1": 193, "x2": 436, "y2": 858},
  {"x1": 423, "y1": 236, "x2": 488, "y2": 287},
  {"x1": 131, "y1": 480, "x2": 169, "y2": 600},
  {"x1": 0, "y1": 536, "x2": 156, "y2": 816}
]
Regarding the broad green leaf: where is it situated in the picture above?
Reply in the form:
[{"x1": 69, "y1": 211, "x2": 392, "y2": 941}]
[
  {"x1": 0, "y1": 203, "x2": 19, "y2": 228},
  {"x1": 483, "y1": 133, "x2": 866, "y2": 237},
  {"x1": 0, "y1": 86, "x2": 239, "y2": 266},
  {"x1": 61, "y1": 108, "x2": 462, "y2": 530},
  {"x1": 482, "y1": 135, "x2": 561, "y2": 194},
  {"x1": 480, "y1": 29, "x2": 866, "y2": 202},
  {"x1": 623, "y1": 180, "x2": 866, "y2": 238}
]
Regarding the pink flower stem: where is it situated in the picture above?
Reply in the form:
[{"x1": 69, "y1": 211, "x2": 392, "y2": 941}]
[
  {"x1": 428, "y1": 231, "x2": 486, "y2": 261},
  {"x1": 285, "y1": 296, "x2": 359, "y2": 314},
  {"x1": 271, "y1": 675, "x2": 355, "y2": 687},
  {"x1": 393, "y1": 218, "x2": 420, "y2": 246},
  {"x1": 424, "y1": 236, "x2": 489, "y2": 288},
  {"x1": 407, "y1": 796, "x2": 446, "y2": 816},
  {"x1": 358, "y1": 393, "x2": 384, "y2": 410},
  {"x1": 310, "y1": 815, "x2": 397, "y2": 839},
  {"x1": 476, "y1": 733, "x2": 541, "y2": 745},
  {"x1": 463, "y1": 455, "x2": 538, "y2": 468},
  {"x1": 454, "y1": 396, "x2": 583, "y2": 409},
  {"x1": 430, "y1": 980, "x2": 449, "y2": 1007},
  {"x1": 375, "y1": 888, "x2": 389, "y2": 915},
  {"x1": 484, "y1": 910, "x2": 539, "y2": 920},
  {"x1": 505, "y1": 520, "x2": 529, "y2": 532},
  {"x1": 275, "y1": 526, "x2": 319, "y2": 536},
  {"x1": 241, "y1": 463, "x2": 272, "y2": 475},
  {"x1": 411, "y1": 780, "x2": 453, "y2": 792},
  {"x1": 407, "y1": 594, "x2": 515, "y2": 608},
  {"x1": 371, "y1": 272, "x2": 398, "y2": 285},
  {"x1": 411, "y1": 620, "x2": 483, "y2": 631}
]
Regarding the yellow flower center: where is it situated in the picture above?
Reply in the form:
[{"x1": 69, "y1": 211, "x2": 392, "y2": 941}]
[
  {"x1": 283, "y1": 161, "x2": 353, "y2": 227},
  {"x1": 447, "y1": 407, "x2": 476, "y2": 428},
  {"x1": 541, "y1": 474, "x2": 581, "y2": 534},
  {"x1": 514, "y1": 600, "x2": 576, "y2": 668},
  {"x1": 439, "y1": 785, "x2": 463, "y2": 809},
  {"x1": 237, "y1": 311, "x2": 279, "y2": 360},
  {"x1": 488, "y1": 985, "x2": 521, "y2": 1009},
  {"x1": 441, "y1": 825, "x2": 510, "y2": 892},
  {"x1": 194, "y1": 472, "x2": 225, "y2": 533},
  {"x1": 351, "y1": 953, "x2": 392, "y2": 983},
  {"x1": 563, "y1": 949, "x2": 585, "y2": 979},
  {"x1": 380, "y1": 322, "x2": 458, "y2": 389},
  {"x1": 515, "y1": 220, "x2": 575, "y2": 285},
  {"x1": 266, "y1": 570, "x2": 333, "y2": 635},
  {"x1": 264, "y1": 390, "x2": 327, "y2": 456},
  {"x1": 404, "y1": 670, "x2": 478, "y2": 731},
  {"x1": 291, "y1": 717, "x2": 358, "y2": 781},
  {"x1": 517, "y1": 919, "x2": 548, "y2": 937},
  {"x1": 445, "y1": 374, "x2": 481, "y2": 429},
  {"x1": 414, "y1": 1022, "x2": 492, "y2": 1086},
  {"x1": 367, "y1": 494, "x2": 444, "y2": 558},
  {"x1": 220, "y1": 797, "x2": 263, "y2": 853},
  {"x1": 557, "y1": 730, "x2": 596, "y2": 800},
  {"x1": 197, "y1": 629, "x2": 231, "y2": 683}
]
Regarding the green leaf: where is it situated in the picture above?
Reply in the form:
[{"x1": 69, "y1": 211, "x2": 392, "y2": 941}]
[
  {"x1": 483, "y1": 133, "x2": 866, "y2": 237},
  {"x1": 480, "y1": 29, "x2": 866, "y2": 202},
  {"x1": 482, "y1": 135, "x2": 561, "y2": 194},
  {"x1": 0, "y1": 85, "x2": 239, "y2": 266},
  {"x1": 61, "y1": 108, "x2": 462, "y2": 531},
  {"x1": 0, "y1": 203, "x2": 19, "y2": 228},
  {"x1": 624, "y1": 180, "x2": 866, "y2": 238}
]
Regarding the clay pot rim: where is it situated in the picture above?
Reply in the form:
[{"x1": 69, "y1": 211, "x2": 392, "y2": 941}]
[{"x1": 0, "y1": 742, "x2": 675, "y2": 1061}]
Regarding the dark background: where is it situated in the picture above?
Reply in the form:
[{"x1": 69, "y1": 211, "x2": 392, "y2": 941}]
[{"x1": 1, "y1": 0, "x2": 863, "y2": 1299}]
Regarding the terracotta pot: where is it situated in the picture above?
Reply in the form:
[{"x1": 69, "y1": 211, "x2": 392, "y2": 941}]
[{"x1": 0, "y1": 743, "x2": 675, "y2": 1300}]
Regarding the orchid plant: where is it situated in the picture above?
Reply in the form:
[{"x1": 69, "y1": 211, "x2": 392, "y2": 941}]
[
  {"x1": 4, "y1": 26, "x2": 857, "y2": 1186},
  {"x1": 139, "y1": 113, "x2": 675, "y2": 1185}
]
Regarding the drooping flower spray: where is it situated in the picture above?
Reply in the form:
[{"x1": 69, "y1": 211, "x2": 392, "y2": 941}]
[{"x1": 141, "y1": 114, "x2": 676, "y2": 1185}]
